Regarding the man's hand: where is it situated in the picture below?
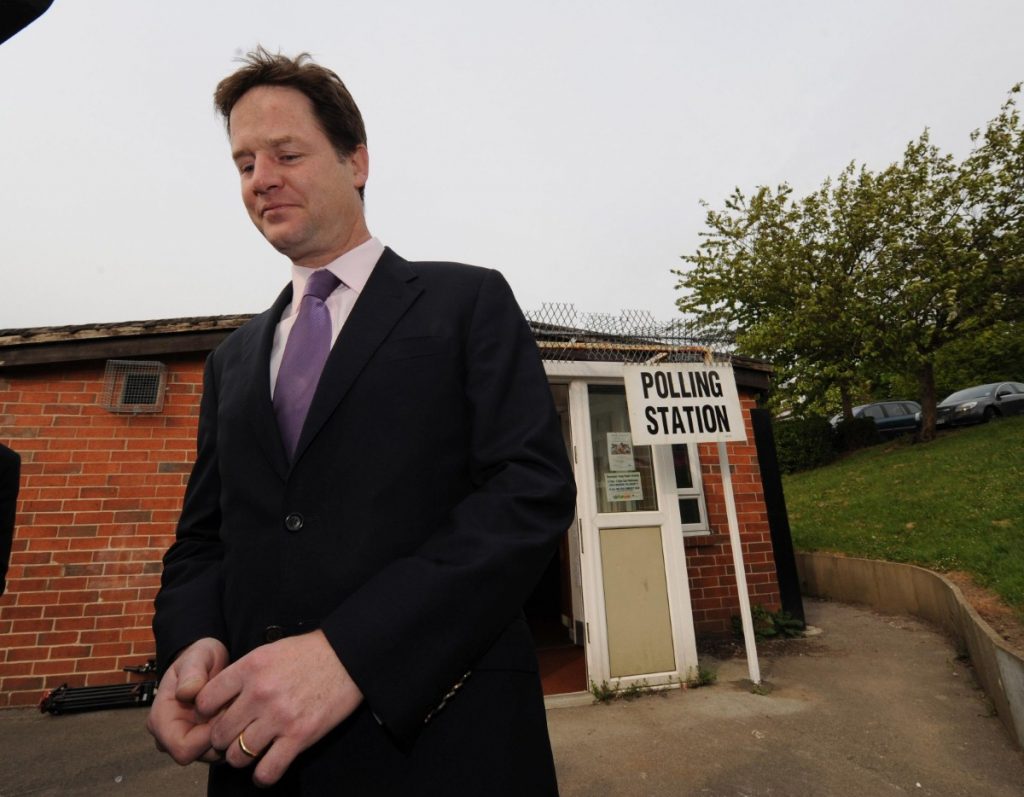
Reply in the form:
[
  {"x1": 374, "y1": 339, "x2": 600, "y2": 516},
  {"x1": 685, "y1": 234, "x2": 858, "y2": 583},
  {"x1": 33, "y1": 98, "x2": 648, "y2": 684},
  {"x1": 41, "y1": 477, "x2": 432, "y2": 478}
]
[
  {"x1": 195, "y1": 630, "x2": 364, "y2": 787},
  {"x1": 146, "y1": 637, "x2": 230, "y2": 765}
]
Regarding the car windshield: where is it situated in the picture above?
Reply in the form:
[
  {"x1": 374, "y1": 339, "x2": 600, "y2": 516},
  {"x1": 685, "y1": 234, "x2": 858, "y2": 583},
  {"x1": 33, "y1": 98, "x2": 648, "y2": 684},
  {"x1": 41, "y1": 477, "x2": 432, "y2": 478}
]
[{"x1": 942, "y1": 385, "x2": 994, "y2": 403}]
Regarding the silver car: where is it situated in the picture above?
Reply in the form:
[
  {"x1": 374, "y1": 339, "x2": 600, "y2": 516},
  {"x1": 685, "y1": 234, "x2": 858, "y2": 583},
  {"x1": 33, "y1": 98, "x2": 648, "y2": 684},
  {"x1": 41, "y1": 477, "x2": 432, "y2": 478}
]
[{"x1": 935, "y1": 382, "x2": 1024, "y2": 427}]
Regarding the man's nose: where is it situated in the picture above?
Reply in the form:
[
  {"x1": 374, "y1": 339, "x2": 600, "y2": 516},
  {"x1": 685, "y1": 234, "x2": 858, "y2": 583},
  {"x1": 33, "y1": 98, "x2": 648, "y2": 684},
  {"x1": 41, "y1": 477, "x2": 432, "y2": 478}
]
[{"x1": 251, "y1": 155, "x2": 281, "y2": 193}]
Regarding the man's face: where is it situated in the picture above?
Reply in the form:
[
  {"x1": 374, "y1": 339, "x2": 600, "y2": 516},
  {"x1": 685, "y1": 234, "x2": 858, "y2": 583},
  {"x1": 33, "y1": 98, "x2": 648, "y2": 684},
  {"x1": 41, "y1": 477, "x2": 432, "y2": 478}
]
[{"x1": 229, "y1": 85, "x2": 369, "y2": 267}]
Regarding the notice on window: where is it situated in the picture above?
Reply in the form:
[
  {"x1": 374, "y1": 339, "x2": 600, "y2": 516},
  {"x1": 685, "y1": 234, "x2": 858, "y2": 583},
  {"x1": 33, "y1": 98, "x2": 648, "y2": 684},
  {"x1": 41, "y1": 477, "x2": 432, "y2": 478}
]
[
  {"x1": 605, "y1": 471, "x2": 643, "y2": 503},
  {"x1": 623, "y1": 363, "x2": 747, "y2": 445},
  {"x1": 606, "y1": 432, "x2": 635, "y2": 472}
]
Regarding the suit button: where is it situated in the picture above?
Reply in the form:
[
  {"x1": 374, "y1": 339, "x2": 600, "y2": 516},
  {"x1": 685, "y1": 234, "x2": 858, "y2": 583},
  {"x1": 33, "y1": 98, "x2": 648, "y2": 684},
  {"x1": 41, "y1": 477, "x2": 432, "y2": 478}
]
[
  {"x1": 284, "y1": 513, "x2": 304, "y2": 532},
  {"x1": 264, "y1": 625, "x2": 285, "y2": 643}
]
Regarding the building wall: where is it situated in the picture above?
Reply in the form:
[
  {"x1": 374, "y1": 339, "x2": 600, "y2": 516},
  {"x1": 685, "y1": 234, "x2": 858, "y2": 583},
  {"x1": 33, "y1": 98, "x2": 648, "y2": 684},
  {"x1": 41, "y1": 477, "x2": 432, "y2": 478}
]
[
  {"x1": 1, "y1": 361, "x2": 778, "y2": 706},
  {"x1": 686, "y1": 395, "x2": 781, "y2": 637},
  {"x1": 0, "y1": 356, "x2": 203, "y2": 707}
]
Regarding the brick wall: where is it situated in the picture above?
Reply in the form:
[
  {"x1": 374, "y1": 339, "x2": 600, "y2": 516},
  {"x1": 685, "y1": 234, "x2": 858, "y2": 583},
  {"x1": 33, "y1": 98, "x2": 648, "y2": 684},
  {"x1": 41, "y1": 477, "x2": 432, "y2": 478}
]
[
  {"x1": 1, "y1": 361, "x2": 779, "y2": 705},
  {"x1": 0, "y1": 356, "x2": 204, "y2": 707},
  {"x1": 684, "y1": 395, "x2": 781, "y2": 637}
]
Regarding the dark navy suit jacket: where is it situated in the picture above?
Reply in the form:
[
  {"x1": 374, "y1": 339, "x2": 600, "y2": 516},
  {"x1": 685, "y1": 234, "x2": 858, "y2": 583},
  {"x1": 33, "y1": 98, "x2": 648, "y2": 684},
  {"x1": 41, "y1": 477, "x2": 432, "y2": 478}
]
[
  {"x1": 0, "y1": 443, "x2": 19, "y2": 597},
  {"x1": 153, "y1": 249, "x2": 576, "y2": 795}
]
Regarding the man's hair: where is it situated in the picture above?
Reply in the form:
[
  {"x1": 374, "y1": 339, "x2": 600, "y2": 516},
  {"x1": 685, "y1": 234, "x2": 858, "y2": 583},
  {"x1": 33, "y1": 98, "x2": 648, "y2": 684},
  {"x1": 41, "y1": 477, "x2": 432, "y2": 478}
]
[{"x1": 214, "y1": 46, "x2": 367, "y2": 198}]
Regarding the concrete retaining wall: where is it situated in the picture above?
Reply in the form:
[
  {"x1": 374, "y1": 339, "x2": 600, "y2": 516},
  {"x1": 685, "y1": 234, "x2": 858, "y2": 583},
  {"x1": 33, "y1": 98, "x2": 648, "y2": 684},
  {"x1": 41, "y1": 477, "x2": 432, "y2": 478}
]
[{"x1": 796, "y1": 552, "x2": 1024, "y2": 750}]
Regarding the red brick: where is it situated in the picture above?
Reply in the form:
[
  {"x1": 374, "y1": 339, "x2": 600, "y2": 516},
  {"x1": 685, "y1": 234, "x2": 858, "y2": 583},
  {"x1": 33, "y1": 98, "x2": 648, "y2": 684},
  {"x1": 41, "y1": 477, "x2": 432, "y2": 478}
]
[
  {"x1": 10, "y1": 618, "x2": 53, "y2": 633},
  {"x1": 5, "y1": 647, "x2": 42, "y2": 662},
  {"x1": 80, "y1": 629, "x2": 123, "y2": 644},
  {"x1": 62, "y1": 495, "x2": 104, "y2": 510},
  {"x1": 48, "y1": 645, "x2": 91, "y2": 659},
  {"x1": 57, "y1": 525, "x2": 98, "y2": 538},
  {"x1": 42, "y1": 673, "x2": 87, "y2": 689},
  {"x1": 15, "y1": 591, "x2": 61, "y2": 607},
  {"x1": 84, "y1": 602, "x2": 123, "y2": 617},
  {"x1": 53, "y1": 617, "x2": 96, "y2": 632},
  {"x1": 43, "y1": 604, "x2": 84, "y2": 618},
  {"x1": 91, "y1": 642, "x2": 133, "y2": 657},
  {"x1": 0, "y1": 661, "x2": 33, "y2": 677},
  {"x1": 1, "y1": 676, "x2": 44, "y2": 692},
  {"x1": 32, "y1": 659, "x2": 79, "y2": 676},
  {"x1": 84, "y1": 672, "x2": 130, "y2": 687},
  {"x1": 79, "y1": 486, "x2": 118, "y2": 498},
  {"x1": 75, "y1": 657, "x2": 119, "y2": 673},
  {"x1": 37, "y1": 631, "x2": 80, "y2": 646},
  {"x1": 121, "y1": 627, "x2": 155, "y2": 643}
]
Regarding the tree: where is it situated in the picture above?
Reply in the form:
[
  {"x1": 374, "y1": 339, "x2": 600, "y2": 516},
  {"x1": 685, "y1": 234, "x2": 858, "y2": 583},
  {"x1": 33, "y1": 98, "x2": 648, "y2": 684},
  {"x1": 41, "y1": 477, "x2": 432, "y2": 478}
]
[
  {"x1": 676, "y1": 86, "x2": 1024, "y2": 438},
  {"x1": 867, "y1": 87, "x2": 1024, "y2": 439},
  {"x1": 675, "y1": 164, "x2": 885, "y2": 417}
]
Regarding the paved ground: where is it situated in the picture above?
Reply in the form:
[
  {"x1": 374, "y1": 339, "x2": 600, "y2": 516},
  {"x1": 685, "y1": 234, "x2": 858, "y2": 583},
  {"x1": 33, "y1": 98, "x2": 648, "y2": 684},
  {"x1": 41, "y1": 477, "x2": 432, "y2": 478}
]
[{"x1": 1, "y1": 599, "x2": 1022, "y2": 796}]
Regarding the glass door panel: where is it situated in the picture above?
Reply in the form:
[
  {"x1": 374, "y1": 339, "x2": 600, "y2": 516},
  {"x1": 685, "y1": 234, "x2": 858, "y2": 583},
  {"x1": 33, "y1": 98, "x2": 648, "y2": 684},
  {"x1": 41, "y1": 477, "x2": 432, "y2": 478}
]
[{"x1": 588, "y1": 385, "x2": 658, "y2": 514}]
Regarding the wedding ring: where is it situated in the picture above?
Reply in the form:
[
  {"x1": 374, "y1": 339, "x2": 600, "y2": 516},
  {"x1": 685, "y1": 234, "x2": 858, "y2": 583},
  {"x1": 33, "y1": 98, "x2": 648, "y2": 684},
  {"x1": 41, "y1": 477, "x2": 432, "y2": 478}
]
[{"x1": 238, "y1": 730, "x2": 259, "y2": 758}]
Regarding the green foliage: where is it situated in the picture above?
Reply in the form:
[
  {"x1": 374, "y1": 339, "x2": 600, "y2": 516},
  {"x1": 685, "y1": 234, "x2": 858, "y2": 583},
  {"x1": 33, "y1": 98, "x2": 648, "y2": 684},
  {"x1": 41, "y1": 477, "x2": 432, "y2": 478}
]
[
  {"x1": 818, "y1": 320, "x2": 1024, "y2": 412},
  {"x1": 832, "y1": 416, "x2": 882, "y2": 453},
  {"x1": 590, "y1": 679, "x2": 616, "y2": 703},
  {"x1": 676, "y1": 84, "x2": 1024, "y2": 437},
  {"x1": 686, "y1": 667, "x2": 717, "y2": 688},
  {"x1": 620, "y1": 679, "x2": 653, "y2": 701},
  {"x1": 929, "y1": 321, "x2": 1024, "y2": 399},
  {"x1": 733, "y1": 605, "x2": 806, "y2": 640},
  {"x1": 783, "y1": 416, "x2": 1024, "y2": 614},
  {"x1": 773, "y1": 416, "x2": 834, "y2": 473},
  {"x1": 590, "y1": 678, "x2": 662, "y2": 703}
]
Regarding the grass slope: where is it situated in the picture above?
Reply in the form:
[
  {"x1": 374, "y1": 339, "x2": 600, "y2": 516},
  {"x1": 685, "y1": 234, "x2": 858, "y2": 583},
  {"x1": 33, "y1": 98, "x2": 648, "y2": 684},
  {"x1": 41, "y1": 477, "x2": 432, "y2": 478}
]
[{"x1": 782, "y1": 416, "x2": 1024, "y2": 613}]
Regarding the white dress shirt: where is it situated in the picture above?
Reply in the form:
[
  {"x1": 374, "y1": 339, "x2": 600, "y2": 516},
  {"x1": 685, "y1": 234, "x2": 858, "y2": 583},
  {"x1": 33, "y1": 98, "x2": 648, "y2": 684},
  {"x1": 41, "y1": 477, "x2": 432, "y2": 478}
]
[{"x1": 269, "y1": 237, "x2": 385, "y2": 397}]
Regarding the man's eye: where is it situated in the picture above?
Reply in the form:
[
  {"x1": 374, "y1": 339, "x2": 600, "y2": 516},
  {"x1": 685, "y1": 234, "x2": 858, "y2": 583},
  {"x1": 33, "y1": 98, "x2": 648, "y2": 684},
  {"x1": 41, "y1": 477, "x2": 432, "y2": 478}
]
[
  {"x1": 280, "y1": 154, "x2": 300, "y2": 162},
  {"x1": 238, "y1": 163, "x2": 254, "y2": 175}
]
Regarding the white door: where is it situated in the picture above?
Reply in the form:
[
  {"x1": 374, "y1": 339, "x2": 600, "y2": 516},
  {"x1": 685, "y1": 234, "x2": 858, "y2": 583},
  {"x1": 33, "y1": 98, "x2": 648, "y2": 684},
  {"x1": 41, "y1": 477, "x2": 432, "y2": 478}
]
[{"x1": 568, "y1": 380, "x2": 698, "y2": 689}]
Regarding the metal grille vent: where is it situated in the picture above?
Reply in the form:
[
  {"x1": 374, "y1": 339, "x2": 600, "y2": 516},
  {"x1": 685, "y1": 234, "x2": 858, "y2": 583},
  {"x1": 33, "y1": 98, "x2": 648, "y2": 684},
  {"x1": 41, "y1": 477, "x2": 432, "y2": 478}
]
[
  {"x1": 100, "y1": 360, "x2": 166, "y2": 413},
  {"x1": 524, "y1": 304, "x2": 734, "y2": 365}
]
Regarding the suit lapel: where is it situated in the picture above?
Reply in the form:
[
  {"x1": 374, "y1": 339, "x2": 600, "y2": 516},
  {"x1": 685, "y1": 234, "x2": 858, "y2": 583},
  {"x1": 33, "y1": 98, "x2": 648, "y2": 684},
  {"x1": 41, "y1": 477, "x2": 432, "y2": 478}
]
[
  {"x1": 292, "y1": 248, "x2": 423, "y2": 464},
  {"x1": 243, "y1": 283, "x2": 293, "y2": 481}
]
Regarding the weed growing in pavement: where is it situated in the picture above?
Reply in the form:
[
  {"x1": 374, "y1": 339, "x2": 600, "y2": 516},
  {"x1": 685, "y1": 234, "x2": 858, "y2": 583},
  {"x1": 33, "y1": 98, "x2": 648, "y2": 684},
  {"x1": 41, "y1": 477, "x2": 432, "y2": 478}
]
[
  {"x1": 590, "y1": 680, "x2": 616, "y2": 703},
  {"x1": 590, "y1": 678, "x2": 674, "y2": 703},
  {"x1": 686, "y1": 667, "x2": 717, "y2": 688},
  {"x1": 620, "y1": 679, "x2": 653, "y2": 701},
  {"x1": 732, "y1": 605, "x2": 806, "y2": 640}
]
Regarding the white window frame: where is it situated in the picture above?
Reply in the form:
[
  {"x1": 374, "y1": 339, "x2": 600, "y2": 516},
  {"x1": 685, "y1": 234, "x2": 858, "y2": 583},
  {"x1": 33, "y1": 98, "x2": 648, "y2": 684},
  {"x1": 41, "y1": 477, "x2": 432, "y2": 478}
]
[{"x1": 671, "y1": 443, "x2": 709, "y2": 536}]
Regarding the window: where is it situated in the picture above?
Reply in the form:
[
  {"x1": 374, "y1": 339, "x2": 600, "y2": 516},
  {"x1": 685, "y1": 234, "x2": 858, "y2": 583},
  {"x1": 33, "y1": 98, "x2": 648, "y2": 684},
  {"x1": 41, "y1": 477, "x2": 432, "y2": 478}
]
[{"x1": 671, "y1": 444, "x2": 708, "y2": 533}]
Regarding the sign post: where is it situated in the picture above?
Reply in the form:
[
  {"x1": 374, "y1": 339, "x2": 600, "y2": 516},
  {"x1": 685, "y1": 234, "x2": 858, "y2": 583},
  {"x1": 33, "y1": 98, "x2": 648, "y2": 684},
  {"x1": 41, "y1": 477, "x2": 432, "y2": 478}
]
[{"x1": 624, "y1": 362, "x2": 761, "y2": 685}]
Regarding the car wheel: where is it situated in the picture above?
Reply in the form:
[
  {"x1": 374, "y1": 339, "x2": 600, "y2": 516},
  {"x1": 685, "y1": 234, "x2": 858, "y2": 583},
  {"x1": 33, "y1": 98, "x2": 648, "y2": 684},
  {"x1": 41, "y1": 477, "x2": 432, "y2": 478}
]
[{"x1": 983, "y1": 406, "x2": 999, "y2": 423}]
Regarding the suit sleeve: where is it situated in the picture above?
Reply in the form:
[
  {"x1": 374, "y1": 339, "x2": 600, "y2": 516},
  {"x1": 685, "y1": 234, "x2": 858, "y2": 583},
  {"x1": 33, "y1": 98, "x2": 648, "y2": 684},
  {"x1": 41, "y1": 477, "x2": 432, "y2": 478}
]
[
  {"x1": 319, "y1": 269, "x2": 576, "y2": 742},
  {"x1": 0, "y1": 444, "x2": 20, "y2": 597},
  {"x1": 152, "y1": 353, "x2": 229, "y2": 674}
]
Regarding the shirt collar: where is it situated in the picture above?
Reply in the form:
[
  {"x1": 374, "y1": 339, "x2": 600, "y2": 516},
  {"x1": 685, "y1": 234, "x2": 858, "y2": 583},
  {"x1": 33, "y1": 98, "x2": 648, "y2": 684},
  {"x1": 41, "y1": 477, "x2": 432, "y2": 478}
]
[{"x1": 288, "y1": 237, "x2": 385, "y2": 305}]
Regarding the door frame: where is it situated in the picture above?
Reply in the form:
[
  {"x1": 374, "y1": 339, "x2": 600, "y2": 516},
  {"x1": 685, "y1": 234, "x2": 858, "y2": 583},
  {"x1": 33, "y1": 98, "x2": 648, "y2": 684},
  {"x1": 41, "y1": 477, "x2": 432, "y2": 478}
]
[{"x1": 546, "y1": 362, "x2": 699, "y2": 689}]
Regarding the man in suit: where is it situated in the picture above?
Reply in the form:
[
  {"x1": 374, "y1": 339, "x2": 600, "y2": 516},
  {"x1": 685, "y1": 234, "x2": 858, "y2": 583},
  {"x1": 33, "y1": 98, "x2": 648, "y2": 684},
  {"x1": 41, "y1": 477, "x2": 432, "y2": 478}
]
[{"x1": 146, "y1": 48, "x2": 576, "y2": 796}]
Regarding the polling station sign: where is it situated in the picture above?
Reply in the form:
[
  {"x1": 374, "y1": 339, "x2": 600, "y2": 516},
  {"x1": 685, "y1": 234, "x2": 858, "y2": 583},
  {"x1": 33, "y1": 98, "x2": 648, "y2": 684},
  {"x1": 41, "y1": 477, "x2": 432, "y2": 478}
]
[{"x1": 624, "y1": 363, "x2": 747, "y2": 445}]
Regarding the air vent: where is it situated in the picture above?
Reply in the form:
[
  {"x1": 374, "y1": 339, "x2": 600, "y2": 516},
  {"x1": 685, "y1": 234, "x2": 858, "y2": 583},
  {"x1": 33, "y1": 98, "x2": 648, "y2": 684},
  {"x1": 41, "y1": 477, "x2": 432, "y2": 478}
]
[{"x1": 100, "y1": 360, "x2": 166, "y2": 413}]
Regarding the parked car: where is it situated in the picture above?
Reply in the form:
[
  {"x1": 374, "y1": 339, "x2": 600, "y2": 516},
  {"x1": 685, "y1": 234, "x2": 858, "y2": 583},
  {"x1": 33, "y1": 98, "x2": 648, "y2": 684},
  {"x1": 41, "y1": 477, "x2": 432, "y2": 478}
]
[
  {"x1": 935, "y1": 382, "x2": 1024, "y2": 427},
  {"x1": 830, "y1": 400, "x2": 922, "y2": 437}
]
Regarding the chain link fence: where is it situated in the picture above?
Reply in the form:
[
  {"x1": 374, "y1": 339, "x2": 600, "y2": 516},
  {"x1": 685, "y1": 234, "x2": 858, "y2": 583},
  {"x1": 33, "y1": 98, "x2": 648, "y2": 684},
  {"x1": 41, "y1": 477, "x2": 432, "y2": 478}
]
[{"x1": 524, "y1": 304, "x2": 734, "y2": 365}]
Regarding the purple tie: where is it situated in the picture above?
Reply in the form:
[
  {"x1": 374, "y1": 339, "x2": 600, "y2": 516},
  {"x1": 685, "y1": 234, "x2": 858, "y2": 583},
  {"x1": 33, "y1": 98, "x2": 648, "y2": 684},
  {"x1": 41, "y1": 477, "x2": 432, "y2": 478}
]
[{"x1": 274, "y1": 268, "x2": 342, "y2": 459}]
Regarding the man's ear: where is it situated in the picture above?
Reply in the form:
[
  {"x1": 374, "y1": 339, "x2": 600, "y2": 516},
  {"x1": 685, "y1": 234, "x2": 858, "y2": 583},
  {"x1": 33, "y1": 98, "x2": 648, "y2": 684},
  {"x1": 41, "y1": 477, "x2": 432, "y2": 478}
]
[{"x1": 350, "y1": 145, "x2": 369, "y2": 189}]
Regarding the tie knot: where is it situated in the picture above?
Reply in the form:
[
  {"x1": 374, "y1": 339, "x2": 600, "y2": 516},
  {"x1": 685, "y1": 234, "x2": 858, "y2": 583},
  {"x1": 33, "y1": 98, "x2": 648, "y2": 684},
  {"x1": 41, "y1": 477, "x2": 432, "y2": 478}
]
[{"x1": 304, "y1": 269, "x2": 341, "y2": 302}]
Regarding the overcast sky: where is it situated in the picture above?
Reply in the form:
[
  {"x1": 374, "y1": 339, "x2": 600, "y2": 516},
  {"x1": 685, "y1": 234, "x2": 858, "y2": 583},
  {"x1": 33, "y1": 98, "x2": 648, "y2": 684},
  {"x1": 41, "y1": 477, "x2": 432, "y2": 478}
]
[{"x1": 2, "y1": 0, "x2": 1023, "y2": 330}]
